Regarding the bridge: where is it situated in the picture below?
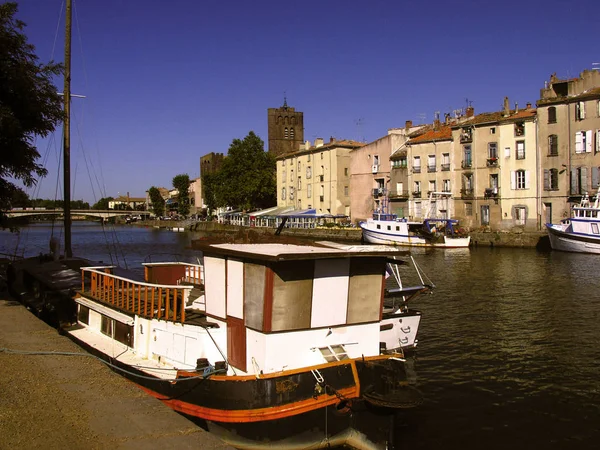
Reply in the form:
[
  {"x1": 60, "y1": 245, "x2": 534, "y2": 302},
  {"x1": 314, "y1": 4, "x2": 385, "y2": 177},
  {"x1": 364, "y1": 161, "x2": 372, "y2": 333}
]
[{"x1": 6, "y1": 209, "x2": 151, "y2": 220}]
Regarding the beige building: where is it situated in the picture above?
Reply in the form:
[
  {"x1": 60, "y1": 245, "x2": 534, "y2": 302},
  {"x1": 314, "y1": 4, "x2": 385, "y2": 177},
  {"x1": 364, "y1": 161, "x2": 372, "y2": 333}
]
[
  {"x1": 108, "y1": 193, "x2": 146, "y2": 210},
  {"x1": 276, "y1": 138, "x2": 364, "y2": 216},
  {"x1": 189, "y1": 177, "x2": 203, "y2": 216},
  {"x1": 536, "y1": 70, "x2": 600, "y2": 226},
  {"x1": 349, "y1": 123, "x2": 421, "y2": 223}
]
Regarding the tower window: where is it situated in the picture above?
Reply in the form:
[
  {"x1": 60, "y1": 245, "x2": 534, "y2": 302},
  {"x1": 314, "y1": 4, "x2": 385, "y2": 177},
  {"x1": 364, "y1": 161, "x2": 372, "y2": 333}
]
[
  {"x1": 290, "y1": 127, "x2": 295, "y2": 139},
  {"x1": 284, "y1": 127, "x2": 288, "y2": 139}
]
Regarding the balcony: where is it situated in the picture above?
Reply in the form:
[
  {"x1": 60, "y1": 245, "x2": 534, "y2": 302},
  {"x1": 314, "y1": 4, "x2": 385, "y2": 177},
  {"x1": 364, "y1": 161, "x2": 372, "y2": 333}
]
[
  {"x1": 389, "y1": 190, "x2": 409, "y2": 199},
  {"x1": 460, "y1": 130, "x2": 472, "y2": 143},
  {"x1": 427, "y1": 165, "x2": 437, "y2": 173},
  {"x1": 413, "y1": 166, "x2": 421, "y2": 174},
  {"x1": 372, "y1": 164, "x2": 380, "y2": 174},
  {"x1": 484, "y1": 187, "x2": 499, "y2": 199},
  {"x1": 486, "y1": 157, "x2": 499, "y2": 167},
  {"x1": 412, "y1": 191, "x2": 422, "y2": 198},
  {"x1": 372, "y1": 188, "x2": 383, "y2": 197},
  {"x1": 461, "y1": 160, "x2": 472, "y2": 169},
  {"x1": 441, "y1": 163, "x2": 450, "y2": 171},
  {"x1": 460, "y1": 188, "x2": 474, "y2": 199}
]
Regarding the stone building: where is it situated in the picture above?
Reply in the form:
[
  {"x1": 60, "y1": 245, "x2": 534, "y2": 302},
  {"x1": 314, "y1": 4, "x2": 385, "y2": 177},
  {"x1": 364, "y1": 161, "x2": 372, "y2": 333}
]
[
  {"x1": 276, "y1": 138, "x2": 363, "y2": 216},
  {"x1": 268, "y1": 99, "x2": 304, "y2": 157},
  {"x1": 536, "y1": 70, "x2": 600, "y2": 225},
  {"x1": 200, "y1": 152, "x2": 224, "y2": 177}
]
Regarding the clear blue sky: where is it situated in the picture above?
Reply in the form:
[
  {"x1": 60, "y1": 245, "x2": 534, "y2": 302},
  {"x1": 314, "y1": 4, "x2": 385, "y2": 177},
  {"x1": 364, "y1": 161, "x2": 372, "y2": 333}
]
[{"x1": 15, "y1": 0, "x2": 599, "y2": 204}]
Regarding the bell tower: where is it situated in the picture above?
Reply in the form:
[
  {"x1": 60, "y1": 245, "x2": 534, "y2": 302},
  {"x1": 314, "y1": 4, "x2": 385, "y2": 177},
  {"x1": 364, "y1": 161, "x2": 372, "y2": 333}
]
[{"x1": 267, "y1": 97, "x2": 304, "y2": 157}]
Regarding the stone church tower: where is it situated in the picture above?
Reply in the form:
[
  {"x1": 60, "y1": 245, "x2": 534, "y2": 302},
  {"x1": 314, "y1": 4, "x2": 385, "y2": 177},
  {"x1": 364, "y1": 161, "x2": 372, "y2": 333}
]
[{"x1": 267, "y1": 98, "x2": 304, "y2": 157}]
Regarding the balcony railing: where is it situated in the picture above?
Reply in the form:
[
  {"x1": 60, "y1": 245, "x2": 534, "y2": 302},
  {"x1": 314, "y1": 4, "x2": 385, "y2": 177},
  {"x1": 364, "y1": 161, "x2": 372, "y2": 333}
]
[
  {"x1": 460, "y1": 132, "x2": 472, "y2": 143},
  {"x1": 461, "y1": 160, "x2": 472, "y2": 169},
  {"x1": 372, "y1": 188, "x2": 383, "y2": 197},
  {"x1": 441, "y1": 163, "x2": 450, "y2": 171},
  {"x1": 427, "y1": 165, "x2": 436, "y2": 173},
  {"x1": 413, "y1": 167, "x2": 421, "y2": 174},
  {"x1": 484, "y1": 187, "x2": 499, "y2": 199},
  {"x1": 389, "y1": 190, "x2": 409, "y2": 199},
  {"x1": 460, "y1": 188, "x2": 474, "y2": 199},
  {"x1": 412, "y1": 191, "x2": 422, "y2": 198},
  {"x1": 486, "y1": 158, "x2": 499, "y2": 167}
]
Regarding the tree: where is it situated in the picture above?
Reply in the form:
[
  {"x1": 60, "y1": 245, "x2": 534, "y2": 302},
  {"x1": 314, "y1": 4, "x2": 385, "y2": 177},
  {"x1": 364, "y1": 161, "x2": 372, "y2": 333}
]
[
  {"x1": 202, "y1": 172, "x2": 219, "y2": 217},
  {"x1": 148, "y1": 187, "x2": 165, "y2": 217},
  {"x1": 92, "y1": 197, "x2": 113, "y2": 210},
  {"x1": 172, "y1": 174, "x2": 190, "y2": 217},
  {"x1": 0, "y1": 3, "x2": 63, "y2": 228},
  {"x1": 219, "y1": 132, "x2": 276, "y2": 211}
]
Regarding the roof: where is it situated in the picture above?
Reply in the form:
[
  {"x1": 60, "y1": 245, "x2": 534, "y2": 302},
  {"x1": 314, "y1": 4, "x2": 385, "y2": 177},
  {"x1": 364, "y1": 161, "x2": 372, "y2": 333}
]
[
  {"x1": 408, "y1": 125, "x2": 453, "y2": 144},
  {"x1": 450, "y1": 108, "x2": 536, "y2": 128},
  {"x1": 277, "y1": 139, "x2": 365, "y2": 160},
  {"x1": 113, "y1": 196, "x2": 146, "y2": 202},
  {"x1": 196, "y1": 243, "x2": 408, "y2": 262},
  {"x1": 537, "y1": 87, "x2": 600, "y2": 106}
]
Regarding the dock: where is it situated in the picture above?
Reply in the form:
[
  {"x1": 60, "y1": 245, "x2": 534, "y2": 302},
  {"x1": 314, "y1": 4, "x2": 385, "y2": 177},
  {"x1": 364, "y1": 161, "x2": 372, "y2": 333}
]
[{"x1": 0, "y1": 297, "x2": 234, "y2": 450}]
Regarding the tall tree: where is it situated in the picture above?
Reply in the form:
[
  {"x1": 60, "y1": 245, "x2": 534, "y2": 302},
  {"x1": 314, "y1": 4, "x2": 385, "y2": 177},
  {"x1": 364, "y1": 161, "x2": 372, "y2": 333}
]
[
  {"x1": 172, "y1": 174, "x2": 190, "y2": 217},
  {"x1": 202, "y1": 172, "x2": 220, "y2": 217},
  {"x1": 148, "y1": 186, "x2": 165, "y2": 217},
  {"x1": 219, "y1": 132, "x2": 276, "y2": 211},
  {"x1": 0, "y1": 3, "x2": 63, "y2": 228}
]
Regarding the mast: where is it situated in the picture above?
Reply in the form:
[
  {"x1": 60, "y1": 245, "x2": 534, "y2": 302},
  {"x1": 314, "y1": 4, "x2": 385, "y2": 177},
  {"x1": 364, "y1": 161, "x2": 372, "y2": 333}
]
[{"x1": 63, "y1": 0, "x2": 72, "y2": 257}]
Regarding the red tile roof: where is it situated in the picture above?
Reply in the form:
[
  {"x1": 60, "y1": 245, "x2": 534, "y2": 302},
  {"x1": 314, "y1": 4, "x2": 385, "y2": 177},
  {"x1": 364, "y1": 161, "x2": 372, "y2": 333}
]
[{"x1": 408, "y1": 125, "x2": 453, "y2": 144}]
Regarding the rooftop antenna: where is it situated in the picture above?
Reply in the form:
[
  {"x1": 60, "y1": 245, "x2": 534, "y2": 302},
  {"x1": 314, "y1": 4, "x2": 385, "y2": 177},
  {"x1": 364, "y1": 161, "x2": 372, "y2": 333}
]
[
  {"x1": 434, "y1": 111, "x2": 440, "y2": 121},
  {"x1": 283, "y1": 91, "x2": 288, "y2": 108},
  {"x1": 355, "y1": 118, "x2": 365, "y2": 142},
  {"x1": 417, "y1": 113, "x2": 426, "y2": 123},
  {"x1": 465, "y1": 98, "x2": 473, "y2": 108}
]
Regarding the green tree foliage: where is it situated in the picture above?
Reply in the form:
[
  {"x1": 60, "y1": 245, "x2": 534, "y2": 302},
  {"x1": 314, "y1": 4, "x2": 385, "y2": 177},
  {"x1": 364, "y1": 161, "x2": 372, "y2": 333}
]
[
  {"x1": 148, "y1": 186, "x2": 165, "y2": 217},
  {"x1": 218, "y1": 132, "x2": 276, "y2": 211},
  {"x1": 172, "y1": 174, "x2": 190, "y2": 217},
  {"x1": 0, "y1": 3, "x2": 63, "y2": 228},
  {"x1": 92, "y1": 197, "x2": 114, "y2": 210},
  {"x1": 202, "y1": 172, "x2": 219, "y2": 216}
]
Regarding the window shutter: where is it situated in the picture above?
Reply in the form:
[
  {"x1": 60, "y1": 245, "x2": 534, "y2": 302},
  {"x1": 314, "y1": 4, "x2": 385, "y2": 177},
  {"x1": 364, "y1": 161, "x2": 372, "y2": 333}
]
[
  {"x1": 525, "y1": 171, "x2": 530, "y2": 189},
  {"x1": 592, "y1": 167, "x2": 600, "y2": 190},
  {"x1": 580, "y1": 101, "x2": 586, "y2": 119},
  {"x1": 510, "y1": 171, "x2": 516, "y2": 190},
  {"x1": 585, "y1": 130, "x2": 593, "y2": 153},
  {"x1": 575, "y1": 131, "x2": 583, "y2": 153},
  {"x1": 581, "y1": 167, "x2": 588, "y2": 193},
  {"x1": 543, "y1": 169, "x2": 549, "y2": 190},
  {"x1": 571, "y1": 169, "x2": 577, "y2": 194}
]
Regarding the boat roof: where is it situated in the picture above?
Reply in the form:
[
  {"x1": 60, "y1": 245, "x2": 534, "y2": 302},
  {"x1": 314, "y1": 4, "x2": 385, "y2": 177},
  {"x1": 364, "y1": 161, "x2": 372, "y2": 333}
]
[{"x1": 196, "y1": 242, "x2": 409, "y2": 262}]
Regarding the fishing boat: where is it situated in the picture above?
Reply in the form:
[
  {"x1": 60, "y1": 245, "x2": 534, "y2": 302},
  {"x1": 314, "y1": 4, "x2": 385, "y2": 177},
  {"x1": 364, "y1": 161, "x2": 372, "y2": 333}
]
[
  {"x1": 546, "y1": 189, "x2": 600, "y2": 254},
  {"x1": 360, "y1": 191, "x2": 471, "y2": 248}
]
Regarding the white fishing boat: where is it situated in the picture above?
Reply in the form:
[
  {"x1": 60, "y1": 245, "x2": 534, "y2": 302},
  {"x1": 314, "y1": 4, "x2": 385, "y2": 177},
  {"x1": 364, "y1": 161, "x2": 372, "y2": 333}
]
[
  {"x1": 360, "y1": 192, "x2": 470, "y2": 248},
  {"x1": 546, "y1": 189, "x2": 600, "y2": 254}
]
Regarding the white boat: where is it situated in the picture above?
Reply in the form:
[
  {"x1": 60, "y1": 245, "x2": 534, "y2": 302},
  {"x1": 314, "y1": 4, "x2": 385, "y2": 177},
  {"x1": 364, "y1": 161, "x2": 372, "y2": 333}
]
[
  {"x1": 546, "y1": 189, "x2": 600, "y2": 254},
  {"x1": 360, "y1": 192, "x2": 471, "y2": 248}
]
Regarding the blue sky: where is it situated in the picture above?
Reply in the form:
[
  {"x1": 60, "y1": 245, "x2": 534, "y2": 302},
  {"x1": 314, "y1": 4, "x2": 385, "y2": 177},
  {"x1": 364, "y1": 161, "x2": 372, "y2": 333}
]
[{"x1": 15, "y1": 0, "x2": 599, "y2": 204}]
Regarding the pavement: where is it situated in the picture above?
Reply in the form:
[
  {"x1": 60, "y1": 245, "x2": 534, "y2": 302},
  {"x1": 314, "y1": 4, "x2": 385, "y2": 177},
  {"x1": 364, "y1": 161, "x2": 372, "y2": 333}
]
[{"x1": 0, "y1": 294, "x2": 234, "y2": 450}]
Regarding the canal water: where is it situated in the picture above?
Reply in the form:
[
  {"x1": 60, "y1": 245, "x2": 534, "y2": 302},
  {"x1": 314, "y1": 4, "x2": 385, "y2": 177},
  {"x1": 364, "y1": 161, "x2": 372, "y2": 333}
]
[{"x1": 2, "y1": 222, "x2": 599, "y2": 450}]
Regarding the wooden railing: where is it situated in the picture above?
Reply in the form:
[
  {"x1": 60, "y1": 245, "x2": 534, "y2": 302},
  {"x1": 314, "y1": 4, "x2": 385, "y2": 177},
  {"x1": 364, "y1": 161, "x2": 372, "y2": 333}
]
[{"x1": 81, "y1": 267, "x2": 193, "y2": 323}]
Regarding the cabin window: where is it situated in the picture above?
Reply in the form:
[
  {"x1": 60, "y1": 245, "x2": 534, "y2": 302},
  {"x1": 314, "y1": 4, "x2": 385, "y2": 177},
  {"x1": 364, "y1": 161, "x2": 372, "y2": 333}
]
[
  {"x1": 244, "y1": 263, "x2": 266, "y2": 331},
  {"x1": 115, "y1": 321, "x2": 133, "y2": 347},
  {"x1": 396, "y1": 226, "x2": 400, "y2": 231},
  {"x1": 387, "y1": 225, "x2": 391, "y2": 231},
  {"x1": 592, "y1": 223, "x2": 599, "y2": 234},
  {"x1": 318, "y1": 345, "x2": 349, "y2": 362},
  {"x1": 78, "y1": 305, "x2": 89, "y2": 325},
  {"x1": 101, "y1": 315, "x2": 113, "y2": 337},
  {"x1": 377, "y1": 224, "x2": 381, "y2": 229},
  {"x1": 347, "y1": 258, "x2": 385, "y2": 324},
  {"x1": 271, "y1": 261, "x2": 314, "y2": 332}
]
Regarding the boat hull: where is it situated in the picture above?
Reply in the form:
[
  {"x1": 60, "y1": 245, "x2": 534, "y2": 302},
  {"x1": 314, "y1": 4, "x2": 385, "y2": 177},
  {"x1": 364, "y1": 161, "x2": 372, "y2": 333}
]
[
  {"x1": 546, "y1": 224, "x2": 600, "y2": 254},
  {"x1": 380, "y1": 309, "x2": 421, "y2": 351},
  {"x1": 360, "y1": 223, "x2": 470, "y2": 248}
]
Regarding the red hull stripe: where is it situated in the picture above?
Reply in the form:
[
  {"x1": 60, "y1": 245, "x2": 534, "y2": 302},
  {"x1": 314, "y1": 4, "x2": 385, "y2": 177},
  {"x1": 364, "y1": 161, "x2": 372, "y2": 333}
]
[{"x1": 137, "y1": 385, "x2": 360, "y2": 423}]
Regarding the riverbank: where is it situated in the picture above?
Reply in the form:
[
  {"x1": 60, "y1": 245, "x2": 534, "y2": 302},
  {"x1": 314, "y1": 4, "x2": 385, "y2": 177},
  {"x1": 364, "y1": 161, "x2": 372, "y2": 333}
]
[
  {"x1": 0, "y1": 295, "x2": 233, "y2": 450},
  {"x1": 138, "y1": 220, "x2": 550, "y2": 249}
]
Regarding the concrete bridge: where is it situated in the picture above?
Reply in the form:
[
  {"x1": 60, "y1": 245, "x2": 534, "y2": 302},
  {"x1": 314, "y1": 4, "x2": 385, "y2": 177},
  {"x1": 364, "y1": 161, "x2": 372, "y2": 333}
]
[{"x1": 6, "y1": 209, "x2": 150, "y2": 220}]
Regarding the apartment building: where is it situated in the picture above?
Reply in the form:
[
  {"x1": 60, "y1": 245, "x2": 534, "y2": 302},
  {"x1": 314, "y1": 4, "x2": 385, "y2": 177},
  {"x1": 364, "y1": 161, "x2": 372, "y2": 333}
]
[
  {"x1": 536, "y1": 70, "x2": 600, "y2": 226},
  {"x1": 350, "y1": 122, "x2": 421, "y2": 222},
  {"x1": 276, "y1": 138, "x2": 363, "y2": 216}
]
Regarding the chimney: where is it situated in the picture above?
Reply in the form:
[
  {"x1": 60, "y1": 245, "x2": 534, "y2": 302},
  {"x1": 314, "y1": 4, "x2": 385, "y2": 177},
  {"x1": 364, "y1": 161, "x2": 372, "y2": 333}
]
[
  {"x1": 444, "y1": 113, "x2": 451, "y2": 125},
  {"x1": 515, "y1": 102, "x2": 519, "y2": 113},
  {"x1": 405, "y1": 120, "x2": 413, "y2": 131},
  {"x1": 526, "y1": 102, "x2": 532, "y2": 109},
  {"x1": 503, "y1": 97, "x2": 510, "y2": 116},
  {"x1": 305, "y1": 140, "x2": 310, "y2": 150},
  {"x1": 330, "y1": 136, "x2": 335, "y2": 143},
  {"x1": 315, "y1": 138, "x2": 324, "y2": 148},
  {"x1": 466, "y1": 106, "x2": 474, "y2": 118}
]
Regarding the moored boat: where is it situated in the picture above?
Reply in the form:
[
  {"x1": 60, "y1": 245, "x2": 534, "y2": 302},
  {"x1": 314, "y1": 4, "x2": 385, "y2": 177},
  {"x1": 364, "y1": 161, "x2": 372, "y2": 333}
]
[{"x1": 546, "y1": 189, "x2": 600, "y2": 254}]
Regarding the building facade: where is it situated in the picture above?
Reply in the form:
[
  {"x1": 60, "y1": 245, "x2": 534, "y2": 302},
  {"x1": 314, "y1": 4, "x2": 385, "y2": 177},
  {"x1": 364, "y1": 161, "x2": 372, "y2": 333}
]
[
  {"x1": 268, "y1": 100, "x2": 304, "y2": 157},
  {"x1": 276, "y1": 138, "x2": 363, "y2": 216},
  {"x1": 536, "y1": 70, "x2": 600, "y2": 226},
  {"x1": 200, "y1": 152, "x2": 224, "y2": 177}
]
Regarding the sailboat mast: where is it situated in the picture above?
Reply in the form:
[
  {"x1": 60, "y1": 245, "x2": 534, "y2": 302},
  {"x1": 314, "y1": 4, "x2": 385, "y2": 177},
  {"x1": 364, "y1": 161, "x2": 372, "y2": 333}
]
[{"x1": 63, "y1": 0, "x2": 72, "y2": 257}]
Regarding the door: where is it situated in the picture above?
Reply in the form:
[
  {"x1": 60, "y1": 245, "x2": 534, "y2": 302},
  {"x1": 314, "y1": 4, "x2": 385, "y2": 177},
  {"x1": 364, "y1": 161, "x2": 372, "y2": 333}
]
[
  {"x1": 544, "y1": 203, "x2": 552, "y2": 225},
  {"x1": 227, "y1": 316, "x2": 247, "y2": 371},
  {"x1": 481, "y1": 205, "x2": 490, "y2": 225}
]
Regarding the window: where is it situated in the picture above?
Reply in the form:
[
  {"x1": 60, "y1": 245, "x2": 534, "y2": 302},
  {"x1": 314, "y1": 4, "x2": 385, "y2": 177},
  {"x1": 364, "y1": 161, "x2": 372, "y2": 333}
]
[
  {"x1": 592, "y1": 223, "x2": 599, "y2": 234},
  {"x1": 548, "y1": 135, "x2": 558, "y2": 156},
  {"x1": 298, "y1": 161, "x2": 301, "y2": 171},
  {"x1": 78, "y1": 305, "x2": 89, "y2": 325},
  {"x1": 282, "y1": 159, "x2": 286, "y2": 167},
  {"x1": 514, "y1": 207, "x2": 526, "y2": 225},
  {"x1": 344, "y1": 186, "x2": 349, "y2": 196},
  {"x1": 374, "y1": 155, "x2": 380, "y2": 166},
  {"x1": 443, "y1": 179, "x2": 450, "y2": 192},
  {"x1": 548, "y1": 106, "x2": 557, "y2": 123},
  {"x1": 306, "y1": 166, "x2": 312, "y2": 179},
  {"x1": 101, "y1": 315, "x2": 114, "y2": 338},
  {"x1": 307, "y1": 184, "x2": 312, "y2": 198},
  {"x1": 415, "y1": 202, "x2": 422, "y2": 217},
  {"x1": 282, "y1": 170, "x2": 286, "y2": 182},
  {"x1": 465, "y1": 202, "x2": 473, "y2": 216},
  {"x1": 463, "y1": 145, "x2": 472, "y2": 167},
  {"x1": 428, "y1": 180, "x2": 436, "y2": 193},
  {"x1": 290, "y1": 127, "x2": 295, "y2": 139},
  {"x1": 513, "y1": 169, "x2": 527, "y2": 190},
  {"x1": 481, "y1": 205, "x2": 490, "y2": 225},
  {"x1": 575, "y1": 131, "x2": 592, "y2": 153},
  {"x1": 344, "y1": 167, "x2": 348, "y2": 176},
  {"x1": 576, "y1": 101, "x2": 586, "y2": 121},
  {"x1": 321, "y1": 152, "x2": 324, "y2": 160},
  {"x1": 307, "y1": 154, "x2": 311, "y2": 162},
  {"x1": 441, "y1": 153, "x2": 450, "y2": 171},
  {"x1": 490, "y1": 127, "x2": 496, "y2": 134},
  {"x1": 428, "y1": 155, "x2": 436, "y2": 172},
  {"x1": 413, "y1": 181, "x2": 421, "y2": 194},
  {"x1": 281, "y1": 187, "x2": 286, "y2": 200},
  {"x1": 597, "y1": 130, "x2": 600, "y2": 153},
  {"x1": 298, "y1": 177, "x2": 301, "y2": 190},
  {"x1": 516, "y1": 141, "x2": 525, "y2": 159},
  {"x1": 544, "y1": 169, "x2": 559, "y2": 191},
  {"x1": 289, "y1": 187, "x2": 295, "y2": 200},
  {"x1": 413, "y1": 156, "x2": 421, "y2": 173},
  {"x1": 488, "y1": 142, "x2": 498, "y2": 159},
  {"x1": 284, "y1": 127, "x2": 289, "y2": 139},
  {"x1": 571, "y1": 167, "x2": 588, "y2": 195},
  {"x1": 462, "y1": 173, "x2": 473, "y2": 196},
  {"x1": 514, "y1": 121, "x2": 525, "y2": 136}
]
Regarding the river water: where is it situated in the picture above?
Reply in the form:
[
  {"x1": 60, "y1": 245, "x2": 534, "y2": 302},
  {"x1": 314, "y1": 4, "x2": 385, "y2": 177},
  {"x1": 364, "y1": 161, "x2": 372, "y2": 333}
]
[{"x1": 2, "y1": 222, "x2": 600, "y2": 449}]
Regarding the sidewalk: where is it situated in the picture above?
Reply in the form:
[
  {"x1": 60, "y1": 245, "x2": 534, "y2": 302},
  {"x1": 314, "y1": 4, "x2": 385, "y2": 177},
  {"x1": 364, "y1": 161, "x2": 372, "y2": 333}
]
[{"x1": 0, "y1": 297, "x2": 234, "y2": 450}]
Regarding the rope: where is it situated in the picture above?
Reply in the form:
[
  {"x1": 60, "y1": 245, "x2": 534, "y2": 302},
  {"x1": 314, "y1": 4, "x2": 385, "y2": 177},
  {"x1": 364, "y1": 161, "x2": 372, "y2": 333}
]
[{"x1": 0, "y1": 347, "x2": 225, "y2": 383}]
